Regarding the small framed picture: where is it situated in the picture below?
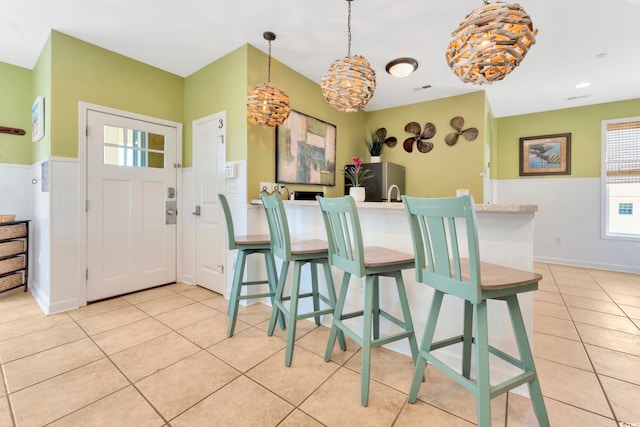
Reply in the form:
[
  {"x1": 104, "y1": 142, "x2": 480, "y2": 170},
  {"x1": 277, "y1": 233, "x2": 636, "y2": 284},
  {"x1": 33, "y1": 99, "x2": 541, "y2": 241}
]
[
  {"x1": 519, "y1": 133, "x2": 571, "y2": 176},
  {"x1": 31, "y1": 96, "x2": 45, "y2": 142}
]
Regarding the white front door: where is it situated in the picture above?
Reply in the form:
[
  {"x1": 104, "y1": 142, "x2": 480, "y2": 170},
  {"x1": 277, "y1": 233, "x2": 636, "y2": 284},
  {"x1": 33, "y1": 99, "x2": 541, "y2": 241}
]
[
  {"x1": 193, "y1": 113, "x2": 226, "y2": 294},
  {"x1": 86, "y1": 110, "x2": 178, "y2": 301}
]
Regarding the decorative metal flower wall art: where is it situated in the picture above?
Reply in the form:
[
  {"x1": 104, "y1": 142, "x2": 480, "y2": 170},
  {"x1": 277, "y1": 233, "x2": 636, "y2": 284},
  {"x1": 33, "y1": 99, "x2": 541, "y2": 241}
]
[
  {"x1": 444, "y1": 116, "x2": 478, "y2": 146},
  {"x1": 375, "y1": 128, "x2": 398, "y2": 148},
  {"x1": 403, "y1": 122, "x2": 437, "y2": 153}
]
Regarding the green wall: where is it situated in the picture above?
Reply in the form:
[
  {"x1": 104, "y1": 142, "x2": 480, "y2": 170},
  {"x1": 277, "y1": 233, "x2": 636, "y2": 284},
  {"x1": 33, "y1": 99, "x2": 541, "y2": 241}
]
[
  {"x1": 496, "y1": 98, "x2": 640, "y2": 179},
  {"x1": 0, "y1": 62, "x2": 32, "y2": 164},
  {"x1": 245, "y1": 44, "x2": 367, "y2": 200},
  {"x1": 184, "y1": 45, "x2": 248, "y2": 167},
  {"x1": 31, "y1": 36, "x2": 53, "y2": 162},
  {"x1": 365, "y1": 91, "x2": 486, "y2": 199},
  {"x1": 50, "y1": 31, "x2": 184, "y2": 159},
  {"x1": 3, "y1": 30, "x2": 640, "y2": 202}
]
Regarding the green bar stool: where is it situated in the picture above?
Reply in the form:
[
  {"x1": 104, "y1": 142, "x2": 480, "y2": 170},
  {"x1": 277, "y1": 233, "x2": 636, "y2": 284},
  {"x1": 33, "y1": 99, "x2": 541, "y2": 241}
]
[
  {"x1": 260, "y1": 193, "x2": 346, "y2": 367},
  {"x1": 402, "y1": 195, "x2": 549, "y2": 427},
  {"x1": 218, "y1": 194, "x2": 284, "y2": 337},
  {"x1": 317, "y1": 195, "x2": 419, "y2": 407}
]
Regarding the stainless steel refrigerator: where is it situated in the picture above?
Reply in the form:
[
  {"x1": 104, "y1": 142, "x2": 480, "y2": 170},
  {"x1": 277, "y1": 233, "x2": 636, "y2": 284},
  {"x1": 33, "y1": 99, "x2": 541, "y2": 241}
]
[{"x1": 343, "y1": 161, "x2": 406, "y2": 202}]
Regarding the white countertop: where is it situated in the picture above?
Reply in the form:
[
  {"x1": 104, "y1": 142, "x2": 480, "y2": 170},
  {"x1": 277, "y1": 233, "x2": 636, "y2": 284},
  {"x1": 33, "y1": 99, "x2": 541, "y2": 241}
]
[{"x1": 250, "y1": 199, "x2": 538, "y2": 214}]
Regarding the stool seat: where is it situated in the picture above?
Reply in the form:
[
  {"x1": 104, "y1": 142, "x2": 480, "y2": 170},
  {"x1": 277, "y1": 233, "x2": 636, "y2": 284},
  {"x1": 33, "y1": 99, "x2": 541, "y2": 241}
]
[
  {"x1": 363, "y1": 246, "x2": 414, "y2": 268},
  {"x1": 317, "y1": 195, "x2": 419, "y2": 407},
  {"x1": 233, "y1": 234, "x2": 271, "y2": 245},
  {"x1": 290, "y1": 239, "x2": 328, "y2": 255},
  {"x1": 403, "y1": 195, "x2": 549, "y2": 427}
]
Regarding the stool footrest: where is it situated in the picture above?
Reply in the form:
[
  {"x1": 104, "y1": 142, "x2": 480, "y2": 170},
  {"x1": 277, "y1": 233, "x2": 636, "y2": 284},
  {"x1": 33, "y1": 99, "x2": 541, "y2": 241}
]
[
  {"x1": 240, "y1": 279, "x2": 269, "y2": 286},
  {"x1": 238, "y1": 292, "x2": 275, "y2": 300}
]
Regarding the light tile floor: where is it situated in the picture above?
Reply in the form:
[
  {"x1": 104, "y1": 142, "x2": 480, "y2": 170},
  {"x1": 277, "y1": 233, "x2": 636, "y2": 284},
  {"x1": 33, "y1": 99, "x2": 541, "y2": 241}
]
[{"x1": 0, "y1": 263, "x2": 639, "y2": 426}]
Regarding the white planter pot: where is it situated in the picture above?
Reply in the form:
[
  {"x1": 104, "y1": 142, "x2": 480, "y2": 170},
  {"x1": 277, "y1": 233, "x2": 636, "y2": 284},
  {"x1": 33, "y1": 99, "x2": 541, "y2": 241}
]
[
  {"x1": 349, "y1": 187, "x2": 366, "y2": 203},
  {"x1": 370, "y1": 156, "x2": 381, "y2": 163}
]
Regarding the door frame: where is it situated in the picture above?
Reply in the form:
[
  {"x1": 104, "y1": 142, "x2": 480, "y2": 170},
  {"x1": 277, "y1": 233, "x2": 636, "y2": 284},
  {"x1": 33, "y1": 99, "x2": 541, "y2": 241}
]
[{"x1": 77, "y1": 102, "x2": 183, "y2": 306}]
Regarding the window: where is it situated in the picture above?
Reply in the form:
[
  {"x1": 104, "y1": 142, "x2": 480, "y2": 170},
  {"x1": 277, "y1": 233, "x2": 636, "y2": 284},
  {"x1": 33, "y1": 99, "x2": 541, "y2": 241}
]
[
  {"x1": 602, "y1": 118, "x2": 640, "y2": 238},
  {"x1": 618, "y1": 203, "x2": 633, "y2": 215},
  {"x1": 103, "y1": 125, "x2": 165, "y2": 168}
]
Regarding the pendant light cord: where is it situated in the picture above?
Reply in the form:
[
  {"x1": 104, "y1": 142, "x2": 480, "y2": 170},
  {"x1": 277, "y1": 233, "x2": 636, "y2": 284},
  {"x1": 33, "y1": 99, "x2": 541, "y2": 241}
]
[
  {"x1": 347, "y1": 0, "x2": 352, "y2": 56},
  {"x1": 267, "y1": 39, "x2": 272, "y2": 82}
]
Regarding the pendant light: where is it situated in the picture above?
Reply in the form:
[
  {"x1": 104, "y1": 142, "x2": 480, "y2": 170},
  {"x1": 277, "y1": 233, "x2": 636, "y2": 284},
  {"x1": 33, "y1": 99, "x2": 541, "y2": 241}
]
[
  {"x1": 247, "y1": 31, "x2": 291, "y2": 127},
  {"x1": 321, "y1": 0, "x2": 376, "y2": 112},
  {"x1": 446, "y1": 1, "x2": 538, "y2": 85}
]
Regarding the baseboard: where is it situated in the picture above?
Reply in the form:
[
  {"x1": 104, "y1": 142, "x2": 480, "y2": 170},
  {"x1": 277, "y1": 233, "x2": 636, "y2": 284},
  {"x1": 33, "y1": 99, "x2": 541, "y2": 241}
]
[{"x1": 535, "y1": 256, "x2": 640, "y2": 274}]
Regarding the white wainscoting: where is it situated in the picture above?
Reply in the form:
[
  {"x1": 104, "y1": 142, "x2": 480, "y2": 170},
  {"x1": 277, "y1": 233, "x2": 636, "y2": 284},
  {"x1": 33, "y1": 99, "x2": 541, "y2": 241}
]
[{"x1": 496, "y1": 177, "x2": 640, "y2": 274}]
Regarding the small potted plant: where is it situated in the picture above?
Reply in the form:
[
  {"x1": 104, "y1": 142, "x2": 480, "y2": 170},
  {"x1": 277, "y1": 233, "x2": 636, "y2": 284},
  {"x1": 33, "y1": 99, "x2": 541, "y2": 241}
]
[
  {"x1": 365, "y1": 130, "x2": 384, "y2": 163},
  {"x1": 343, "y1": 156, "x2": 373, "y2": 202}
]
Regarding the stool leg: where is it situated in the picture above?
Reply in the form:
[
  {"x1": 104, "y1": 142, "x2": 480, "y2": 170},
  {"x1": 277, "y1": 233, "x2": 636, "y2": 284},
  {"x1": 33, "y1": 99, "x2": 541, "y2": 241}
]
[
  {"x1": 393, "y1": 271, "x2": 419, "y2": 364},
  {"x1": 372, "y1": 275, "x2": 380, "y2": 340},
  {"x1": 325, "y1": 272, "x2": 350, "y2": 362},
  {"x1": 361, "y1": 274, "x2": 375, "y2": 406},
  {"x1": 322, "y1": 260, "x2": 346, "y2": 351},
  {"x1": 408, "y1": 290, "x2": 444, "y2": 403},
  {"x1": 475, "y1": 300, "x2": 491, "y2": 427},
  {"x1": 268, "y1": 261, "x2": 289, "y2": 336},
  {"x1": 310, "y1": 262, "x2": 321, "y2": 326},
  {"x1": 227, "y1": 250, "x2": 247, "y2": 337},
  {"x1": 284, "y1": 261, "x2": 303, "y2": 367},
  {"x1": 507, "y1": 295, "x2": 550, "y2": 427},
  {"x1": 264, "y1": 251, "x2": 285, "y2": 330},
  {"x1": 462, "y1": 300, "x2": 473, "y2": 379}
]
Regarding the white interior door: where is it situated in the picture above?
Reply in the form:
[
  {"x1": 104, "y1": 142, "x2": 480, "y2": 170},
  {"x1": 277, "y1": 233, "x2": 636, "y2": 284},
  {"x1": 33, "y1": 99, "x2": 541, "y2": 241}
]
[
  {"x1": 193, "y1": 112, "x2": 226, "y2": 294},
  {"x1": 86, "y1": 110, "x2": 178, "y2": 301}
]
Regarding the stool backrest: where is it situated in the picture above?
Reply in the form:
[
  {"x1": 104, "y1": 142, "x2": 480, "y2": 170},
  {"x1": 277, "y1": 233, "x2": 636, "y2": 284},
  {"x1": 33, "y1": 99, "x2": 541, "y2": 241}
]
[
  {"x1": 261, "y1": 193, "x2": 292, "y2": 261},
  {"x1": 402, "y1": 195, "x2": 482, "y2": 303},
  {"x1": 218, "y1": 193, "x2": 238, "y2": 250},
  {"x1": 317, "y1": 196, "x2": 366, "y2": 277}
]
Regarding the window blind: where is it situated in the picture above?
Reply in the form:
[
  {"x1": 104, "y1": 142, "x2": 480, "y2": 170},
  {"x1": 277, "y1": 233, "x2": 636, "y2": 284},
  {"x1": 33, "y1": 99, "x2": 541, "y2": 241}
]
[{"x1": 605, "y1": 121, "x2": 640, "y2": 183}]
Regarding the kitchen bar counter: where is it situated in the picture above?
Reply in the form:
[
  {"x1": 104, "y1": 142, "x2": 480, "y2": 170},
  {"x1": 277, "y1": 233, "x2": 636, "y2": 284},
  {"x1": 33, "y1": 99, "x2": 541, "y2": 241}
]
[
  {"x1": 251, "y1": 199, "x2": 538, "y2": 214},
  {"x1": 245, "y1": 198, "x2": 538, "y2": 394}
]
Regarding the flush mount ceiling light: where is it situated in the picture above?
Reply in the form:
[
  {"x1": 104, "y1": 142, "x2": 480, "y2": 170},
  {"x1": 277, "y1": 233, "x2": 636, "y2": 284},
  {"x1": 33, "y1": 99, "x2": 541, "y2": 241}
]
[
  {"x1": 386, "y1": 58, "x2": 419, "y2": 78},
  {"x1": 446, "y1": 1, "x2": 538, "y2": 85},
  {"x1": 321, "y1": 0, "x2": 376, "y2": 112},
  {"x1": 247, "y1": 31, "x2": 291, "y2": 127}
]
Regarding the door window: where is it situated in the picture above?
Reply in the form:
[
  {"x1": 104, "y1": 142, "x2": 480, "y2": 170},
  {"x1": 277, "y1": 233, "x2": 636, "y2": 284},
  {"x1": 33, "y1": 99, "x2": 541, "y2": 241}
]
[{"x1": 103, "y1": 125, "x2": 165, "y2": 168}]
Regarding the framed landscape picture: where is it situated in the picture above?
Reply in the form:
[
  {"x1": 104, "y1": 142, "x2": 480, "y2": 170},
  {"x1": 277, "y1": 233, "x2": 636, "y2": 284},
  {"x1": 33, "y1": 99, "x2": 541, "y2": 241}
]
[
  {"x1": 519, "y1": 133, "x2": 571, "y2": 176},
  {"x1": 276, "y1": 110, "x2": 336, "y2": 186}
]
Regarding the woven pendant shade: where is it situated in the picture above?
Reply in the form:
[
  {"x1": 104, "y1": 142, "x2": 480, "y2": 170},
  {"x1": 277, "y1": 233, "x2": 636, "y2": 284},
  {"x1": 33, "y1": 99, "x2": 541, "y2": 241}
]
[
  {"x1": 446, "y1": 1, "x2": 537, "y2": 85},
  {"x1": 247, "y1": 31, "x2": 291, "y2": 127},
  {"x1": 321, "y1": 55, "x2": 376, "y2": 113},
  {"x1": 321, "y1": 0, "x2": 376, "y2": 113},
  {"x1": 247, "y1": 82, "x2": 291, "y2": 127}
]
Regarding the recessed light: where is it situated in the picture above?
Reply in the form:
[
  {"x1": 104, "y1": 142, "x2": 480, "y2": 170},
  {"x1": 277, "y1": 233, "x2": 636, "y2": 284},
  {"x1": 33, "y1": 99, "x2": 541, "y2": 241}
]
[
  {"x1": 576, "y1": 82, "x2": 591, "y2": 89},
  {"x1": 385, "y1": 58, "x2": 419, "y2": 78}
]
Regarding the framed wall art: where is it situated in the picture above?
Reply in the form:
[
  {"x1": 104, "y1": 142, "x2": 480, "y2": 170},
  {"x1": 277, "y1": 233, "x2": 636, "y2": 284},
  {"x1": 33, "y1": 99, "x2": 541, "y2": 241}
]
[
  {"x1": 31, "y1": 96, "x2": 45, "y2": 142},
  {"x1": 276, "y1": 110, "x2": 336, "y2": 186},
  {"x1": 519, "y1": 133, "x2": 571, "y2": 176}
]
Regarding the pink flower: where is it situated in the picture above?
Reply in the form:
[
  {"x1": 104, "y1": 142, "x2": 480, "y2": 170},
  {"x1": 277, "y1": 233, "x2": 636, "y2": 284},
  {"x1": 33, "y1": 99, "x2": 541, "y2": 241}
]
[{"x1": 353, "y1": 156, "x2": 362, "y2": 168}]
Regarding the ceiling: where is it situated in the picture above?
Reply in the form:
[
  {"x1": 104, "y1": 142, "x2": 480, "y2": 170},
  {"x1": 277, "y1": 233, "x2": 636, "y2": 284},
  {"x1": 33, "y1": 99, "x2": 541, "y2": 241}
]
[{"x1": 3, "y1": 0, "x2": 640, "y2": 118}]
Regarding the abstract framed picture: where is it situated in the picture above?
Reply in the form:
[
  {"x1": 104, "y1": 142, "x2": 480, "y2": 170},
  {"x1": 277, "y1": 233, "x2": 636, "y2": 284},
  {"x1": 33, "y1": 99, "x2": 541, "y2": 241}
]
[
  {"x1": 31, "y1": 96, "x2": 45, "y2": 142},
  {"x1": 519, "y1": 133, "x2": 571, "y2": 176},
  {"x1": 276, "y1": 110, "x2": 336, "y2": 186}
]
